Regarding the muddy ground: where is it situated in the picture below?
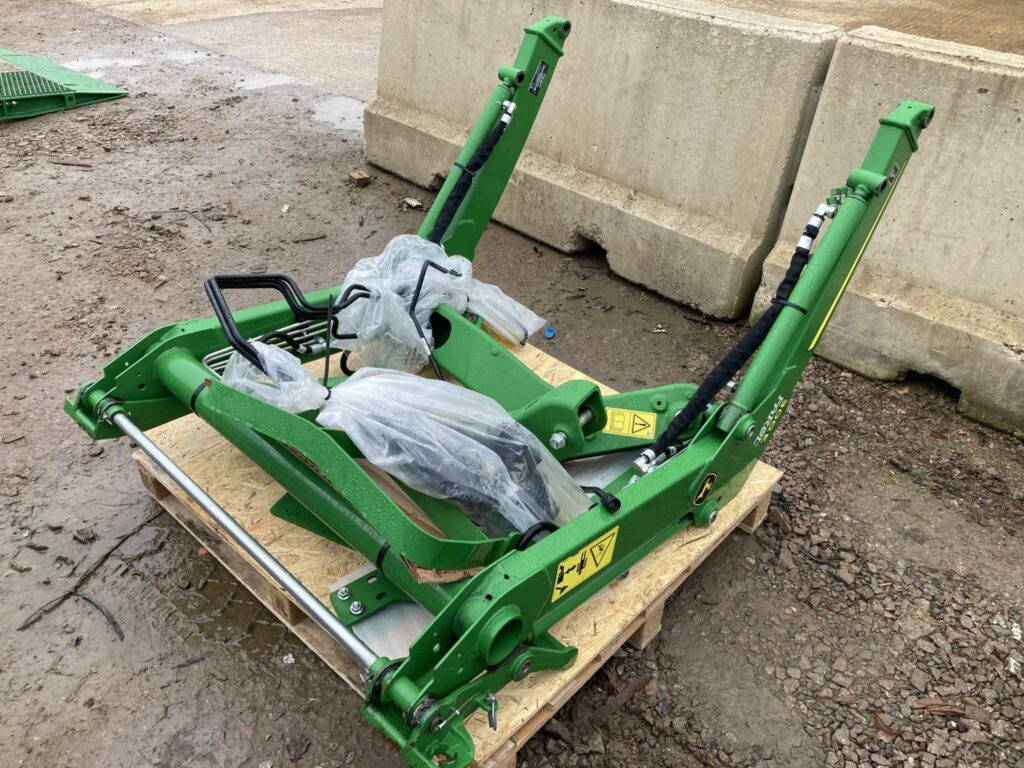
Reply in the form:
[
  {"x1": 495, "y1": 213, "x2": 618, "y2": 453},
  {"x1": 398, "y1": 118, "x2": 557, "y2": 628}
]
[{"x1": 2, "y1": 2, "x2": 1023, "y2": 767}]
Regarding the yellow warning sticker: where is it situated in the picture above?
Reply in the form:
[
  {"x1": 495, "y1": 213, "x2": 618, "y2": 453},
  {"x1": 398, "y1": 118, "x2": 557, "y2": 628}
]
[
  {"x1": 602, "y1": 408, "x2": 656, "y2": 440},
  {"x1": 551, "y1": 527, "x2": 619, "y2": 602}
]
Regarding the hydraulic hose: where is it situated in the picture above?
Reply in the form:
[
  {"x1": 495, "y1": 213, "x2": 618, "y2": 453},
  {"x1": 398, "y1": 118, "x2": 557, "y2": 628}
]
[
  {"x1": 646, "y1": 204, "x2": 833, "y2": 461},
  {"x1": 427, "y1": 118, "x2": 509, "y2": 245}
]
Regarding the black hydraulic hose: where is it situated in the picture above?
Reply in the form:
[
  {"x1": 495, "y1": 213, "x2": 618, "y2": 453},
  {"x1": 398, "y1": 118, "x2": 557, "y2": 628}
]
[
  {"x1": 427, "y1": 119, "x2": 508, "y2": 245},
  {"x1": 648, "y1": 209, "x2": 826, "y2": 458},
  {"x1": 580, "y1": 485, "x2": 621, "y2": 513},
  {"x1": 259, "y1": 330, "x2": 306, "y2": 354},
  {"x1": 514, "y1": 521, "x2": 558, "y2": 551}
]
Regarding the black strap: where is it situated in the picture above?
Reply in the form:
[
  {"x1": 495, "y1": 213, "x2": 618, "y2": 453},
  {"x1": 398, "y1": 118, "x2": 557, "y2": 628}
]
[
  {"x1": 189, "y1": 380, "x2": 210, "y2": 412},
  {"x1": 514, "y1": 522, "x2": 558, "y2": 551},
  {"x1": 771, "y1": 297, "x2": 807, "y2": 314},
  {"x1": 375, "y1": 541, "x2": 391, "y2": 572}
]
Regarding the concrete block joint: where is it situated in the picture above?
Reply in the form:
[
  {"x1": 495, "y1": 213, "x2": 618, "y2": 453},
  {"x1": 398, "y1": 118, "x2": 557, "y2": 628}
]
[{"x1": 365, "y1": 0, "x2": 840, "y2": 318}]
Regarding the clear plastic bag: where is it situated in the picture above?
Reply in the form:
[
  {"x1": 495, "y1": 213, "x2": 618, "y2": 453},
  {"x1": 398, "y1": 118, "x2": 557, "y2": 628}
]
[
  {"x1": 334, "y1": 235, "x2": 544, "y2": 372},
  {"x1": 333, "y1": 235, "x2": 471, "y2": 372},
  {"x1": 221, "y1": 340, "x2": 329, "y2": 413},
  {"x1": 467, "y1": 280, "x2": 545, "y2": 345},
  {"x1": 317, "y1": 368, "x2": 590, "y2": 536}
]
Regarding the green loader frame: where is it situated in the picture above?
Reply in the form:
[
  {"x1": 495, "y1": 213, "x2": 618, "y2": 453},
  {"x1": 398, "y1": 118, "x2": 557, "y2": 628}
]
[{"x1": 65, "y1": 16, "x2": 933, "y2": 768}]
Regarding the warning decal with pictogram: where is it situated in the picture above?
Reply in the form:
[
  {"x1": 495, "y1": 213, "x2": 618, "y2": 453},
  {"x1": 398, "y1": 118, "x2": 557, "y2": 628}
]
[
  {"x1": 551, "y1": 526, "x2": 619, "y2": 602},
  {"x1": 601, "y1": 407, "x2": 657, "y2": 440}
]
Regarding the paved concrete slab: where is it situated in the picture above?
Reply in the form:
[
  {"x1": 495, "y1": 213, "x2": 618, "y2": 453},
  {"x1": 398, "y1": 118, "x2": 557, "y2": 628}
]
[
  {"x1": 77, "y1": 0, "x2": 382, "y2": 100},
  {"x1": 78, "y1": 0, "x2": 378, "y2": 26},
  {"x1": 754, "y1": 27, "x2": 1024, "y2": 430},
  {"x1": 365, "y1": 0, "x2": 841, "y2": 318}
]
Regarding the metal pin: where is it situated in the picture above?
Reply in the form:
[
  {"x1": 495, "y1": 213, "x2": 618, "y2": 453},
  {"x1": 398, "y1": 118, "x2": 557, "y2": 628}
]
[{"x1": 486, "y1": 693, "x2": 498, "y2": 730}]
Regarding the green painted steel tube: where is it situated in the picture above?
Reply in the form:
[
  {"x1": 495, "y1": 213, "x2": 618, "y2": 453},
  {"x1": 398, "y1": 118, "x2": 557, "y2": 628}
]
[
  {"x1": 721, "y1": 101, "x2": 931, "y2": 429},
  {"x1": 417, "y1": 88, "x2": 509, "y2": 242},
  {"x1": 417, "y1": 17, "x2": 571, "y2": 258},
  {"x1": 724, "y1": 196, "x2": 868, "y2": 419}
]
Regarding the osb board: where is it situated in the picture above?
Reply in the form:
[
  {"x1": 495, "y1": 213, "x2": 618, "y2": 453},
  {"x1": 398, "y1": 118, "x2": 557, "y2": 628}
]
[{"x1": 135, "y1": 342, "x2": 782, "y2": 766}]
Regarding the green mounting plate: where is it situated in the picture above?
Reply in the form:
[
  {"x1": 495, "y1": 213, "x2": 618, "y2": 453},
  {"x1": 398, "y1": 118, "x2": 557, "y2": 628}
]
[
  {"x1": 0, "y1": 47, "x2": 127, "y2": 122},
  {"x1": 271, "y1": 492, "x2": 350, "y2": 548},
  {"x1": 329, "y1": 568, "x2": 408, "y2": 626}
]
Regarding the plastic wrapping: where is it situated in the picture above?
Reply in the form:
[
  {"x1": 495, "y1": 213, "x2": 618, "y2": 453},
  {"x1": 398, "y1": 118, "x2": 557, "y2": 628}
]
[
  {"x1": 221, "y1": 340, "x2": 328, "y2": 413},
  {"x1": 334, "y1": 235, "x2": 544, "y2": 372},
  {"x1": 317, "y1": 368, "x2": 590, "y2": 536},
  {"x1": 334, "y1": 235, "x2": 470, "y2": 372},
  {"x1": 467, "y1": 280, "x2": 545, "y2": 345}
]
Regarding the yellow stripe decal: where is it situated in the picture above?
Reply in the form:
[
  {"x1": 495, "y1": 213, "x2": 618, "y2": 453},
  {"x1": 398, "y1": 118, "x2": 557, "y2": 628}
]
[{"x1": 808, "y1": 162, "x2": 907, "y2": 351}]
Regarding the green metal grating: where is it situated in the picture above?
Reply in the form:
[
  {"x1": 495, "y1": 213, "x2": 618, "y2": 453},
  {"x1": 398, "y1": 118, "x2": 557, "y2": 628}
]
[{"x1": 0, "y1": 47, "x2": 127, "y2": 122}]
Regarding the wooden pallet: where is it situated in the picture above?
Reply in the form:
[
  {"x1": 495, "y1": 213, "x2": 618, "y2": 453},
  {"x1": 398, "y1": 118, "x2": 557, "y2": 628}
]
[{"x1": 132, "y1": 345, "x2": 782, "y2": 767}]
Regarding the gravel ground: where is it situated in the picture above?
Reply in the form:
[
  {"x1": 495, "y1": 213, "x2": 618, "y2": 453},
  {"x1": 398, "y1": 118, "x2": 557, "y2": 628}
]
[{"x1": 2, "y1": 2, "x2": 1022, "y2": 767}]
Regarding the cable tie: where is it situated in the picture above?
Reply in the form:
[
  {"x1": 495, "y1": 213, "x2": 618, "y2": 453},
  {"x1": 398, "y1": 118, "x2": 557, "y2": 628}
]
[
  {"x1": 453, "y1": 162, "x2": 477, "y2": 178},
  {"x1": 189, "y1": 380, "x2": 211, "y2": 412},
  {"x1": 771, "y1": 297, "x2": 807, "y2": 314},
  {"x1": 375, "y1": 541, "x2": 391, "y2": 572}
]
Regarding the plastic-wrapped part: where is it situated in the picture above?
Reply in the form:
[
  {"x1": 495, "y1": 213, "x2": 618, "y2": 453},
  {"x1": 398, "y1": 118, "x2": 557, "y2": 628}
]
[
  {"x1": 467, "y1": 281, "x2": 545, "y2": 346},
  {"x1": 317, "y1": 368, "x2": 590, "y2": 536},
  {"x1": 221, "y1": 340, "x2": 328, "y2": 413},
  {"x1": 333, "y1": 235, "x2": 545, "y2": 372},
  {"x1": 334, "y1": 235, "x2": 470, "y2": 372},
  {"x1": 334, "y1": 286, "x2": 428, "y2": 373}
]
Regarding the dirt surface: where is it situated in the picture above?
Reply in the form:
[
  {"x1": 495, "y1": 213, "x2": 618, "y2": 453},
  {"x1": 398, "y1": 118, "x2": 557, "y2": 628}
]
[{"x1": 2, "y1": 2, "x2": 1023, "y2": 768}]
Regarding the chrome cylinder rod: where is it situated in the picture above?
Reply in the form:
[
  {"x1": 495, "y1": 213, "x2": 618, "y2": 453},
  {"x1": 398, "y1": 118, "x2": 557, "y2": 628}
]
[{"x1": 110, "y1": 411, "x2": 380, "y2": 671}]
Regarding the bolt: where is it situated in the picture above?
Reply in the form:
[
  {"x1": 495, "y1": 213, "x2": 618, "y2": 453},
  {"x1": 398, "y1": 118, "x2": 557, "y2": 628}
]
[
  {"x1": 548, "y1": 432, "x2": 567, "y2": 450},
  {"x1": 349, "y1": 601, "x2": 364, "y2": 615},
  {"x1": 706, "y1": 509, "x2": 718, "y2": 527},
  {"x1": 515, "y1": 660, "x2": 532, "y2": 680},
  {"x1": 486, "y1": 693, "x2": 498, "y2": 731},
  {"x1": 337, "y1": 586, "x2": 350, "y2": 600},
  {"x1": 745, "y1": 425, "x2": 757, "y2": 440}
]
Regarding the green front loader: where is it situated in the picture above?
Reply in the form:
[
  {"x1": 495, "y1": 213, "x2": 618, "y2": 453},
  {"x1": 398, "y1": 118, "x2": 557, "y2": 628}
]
[{"x1": 65, "y1": 16, "x2": 933, "y2": 767}]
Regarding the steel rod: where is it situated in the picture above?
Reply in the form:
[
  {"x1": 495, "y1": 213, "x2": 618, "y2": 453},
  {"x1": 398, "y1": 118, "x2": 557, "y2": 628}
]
[{"x1": 110, "y1": 411, "x2": 380, "y2": 670}]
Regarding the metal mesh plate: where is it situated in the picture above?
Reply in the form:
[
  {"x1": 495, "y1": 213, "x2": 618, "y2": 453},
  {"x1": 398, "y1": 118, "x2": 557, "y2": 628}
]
[
  {"x1": 0, "y1": 70, "x2": 70, "y2": 99},
  {"x1": 0, "y1": 47, "x2": 126, "y2": 121}
]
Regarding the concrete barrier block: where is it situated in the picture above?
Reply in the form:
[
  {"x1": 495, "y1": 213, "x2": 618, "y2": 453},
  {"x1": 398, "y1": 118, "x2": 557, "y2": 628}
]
[
  {"x1": 754, "y1": 27, "x2": 1024, "y2": 430},
  {"x1": 365, "y1": 0, "x2": 840, "y2": 317}
]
